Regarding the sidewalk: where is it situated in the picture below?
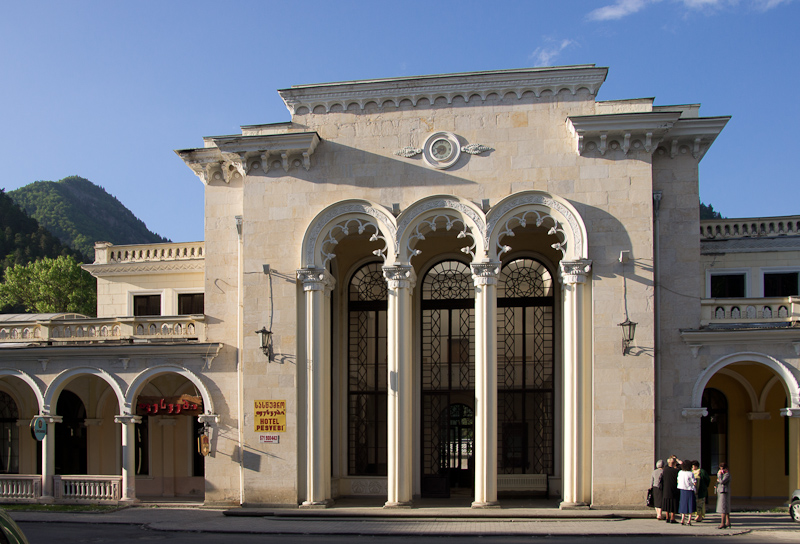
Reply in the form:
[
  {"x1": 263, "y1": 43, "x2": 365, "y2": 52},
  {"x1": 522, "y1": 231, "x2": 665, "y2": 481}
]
[{"x1": 7, "y1": 500, "x2": 798, "y2": 537}]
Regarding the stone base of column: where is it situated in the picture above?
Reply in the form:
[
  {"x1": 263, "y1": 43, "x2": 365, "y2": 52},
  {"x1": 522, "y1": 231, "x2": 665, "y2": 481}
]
[
  {"x1": 119, "y1": 498, "x2": 140, "y2": 505},
  {"x1": 471, "y1": 501, "x2": 501, "y2": 509},
  {"x1": 300, "y1": 499, "x2": 334, "y2": 509},
  {"x1": 383, "y1": 501, "x2": 412, "y2": 509},
  {"x1": 38, "y1": 495, "x2": 54, "y2": 504},
  {"x1": 559, "y1": 501, "x2": 590, "y2": 510}
]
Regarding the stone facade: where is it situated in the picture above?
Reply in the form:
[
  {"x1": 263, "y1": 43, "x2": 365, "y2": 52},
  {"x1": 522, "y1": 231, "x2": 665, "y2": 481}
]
[{"x1": 0, "y1": 65, "x2": 797, "y2": 508}]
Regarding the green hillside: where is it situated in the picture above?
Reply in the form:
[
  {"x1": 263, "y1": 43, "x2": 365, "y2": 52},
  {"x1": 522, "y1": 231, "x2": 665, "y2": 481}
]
[
  {"x1": 9, "y1": 176, "x2": 169, "y2": 257},
  {"x1": 0, "y1": 188, "x2": 85, "y2": 272}
]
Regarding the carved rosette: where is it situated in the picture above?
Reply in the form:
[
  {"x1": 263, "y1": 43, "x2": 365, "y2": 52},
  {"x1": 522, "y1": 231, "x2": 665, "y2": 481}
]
[
  {"x1": 383, "y1": 266, "x2": 416, "y2": 291},
  {"x1": 471, "y1": 262, "x2": 501, "y2": 286},
  {"x1": 559, "y1": 260, "x2": 592, "y2": 285},
  {"x1": 297, "y1": 269, "x2": 335, "y2": 293}
]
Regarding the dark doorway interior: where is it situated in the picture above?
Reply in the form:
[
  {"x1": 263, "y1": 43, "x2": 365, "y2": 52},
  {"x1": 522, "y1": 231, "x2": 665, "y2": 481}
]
[{"x1": 55, "y1": 390, "x2": 87, "y2": 475}]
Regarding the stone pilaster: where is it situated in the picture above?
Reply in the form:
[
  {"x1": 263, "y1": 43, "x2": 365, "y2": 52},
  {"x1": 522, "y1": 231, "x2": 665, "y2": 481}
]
[
  {"x1": 559, "y1": 260, "x2": 592, "y2": 508},
  {"x1": 471, "y1": 262, "x2": 501, "y2": 508},
  {"x1": 298, "y1": 268, "x2": 335, "y2": 507},
  {"x1": 383, "y1": 265, "x2": 416, "y2": 508},
  {"x1": 115, "y1": 415, "x2": 142, "y2": 503}
]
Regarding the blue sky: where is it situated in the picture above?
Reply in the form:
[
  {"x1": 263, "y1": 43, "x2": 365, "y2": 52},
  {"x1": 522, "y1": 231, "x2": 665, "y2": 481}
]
[{"x1": 1, "y1": 0, "x2": 797, "y2": 243}]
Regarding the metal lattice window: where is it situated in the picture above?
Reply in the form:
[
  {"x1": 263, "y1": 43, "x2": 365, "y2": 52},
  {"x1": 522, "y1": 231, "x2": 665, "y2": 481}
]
[
  {"x1": 347, "y1": 262, "x2": 388, "y2": 476},
  {"x1": 421, "y1": 261, "x2": 475, "y2": 488},
  {"x1": 497, "y1": 258, "x2": 555, "y2": 475}
]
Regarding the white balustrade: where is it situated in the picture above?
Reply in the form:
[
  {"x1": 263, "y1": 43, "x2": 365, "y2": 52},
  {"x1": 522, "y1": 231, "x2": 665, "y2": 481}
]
[
  {"x1": 701, "y1": 216, "x2": 800, "y2": 240},
  {"x1": 0, "y1": 475, "x2": 41, "y2": 502},
  {"x1": 700, "y1": 297, "x2": 800, "y2": 326},
  {"x1": 53, "y1": 475, "x2": 121, "y2": 502}
]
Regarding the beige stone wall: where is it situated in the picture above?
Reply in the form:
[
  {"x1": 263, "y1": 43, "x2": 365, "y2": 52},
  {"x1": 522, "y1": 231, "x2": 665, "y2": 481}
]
[
  {"x1": 196, "y1": 89, "x2": 674, "y2": 506},
  {"x1": 95, "y1": 272, "x2": 203, "y2": 318}
]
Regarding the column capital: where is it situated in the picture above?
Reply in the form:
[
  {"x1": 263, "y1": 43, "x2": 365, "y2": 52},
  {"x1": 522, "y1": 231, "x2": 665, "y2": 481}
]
[
  {"x1": 383, "y1": 265, "x2": 416, "y2": 290},
  {"x1": 198, "y1": 414, "x2": 220, "y2": 425},
  {"x1": 780, "y1": 407, "x2": 800, "y2": 418},
  {"x1": 747, "y1": 412, "x2": 771, "y2": 421},
  {"x1": 681, "y1": 407, "x2": 708, "y2": 418},
  {"x1": 471, "y1": 262, "x2": 501, "y2": 286},
  {"x1": 37, "y1": 415, "x2": 63, "y2": 424},
  {"x1": 560, "y1": 260, "x2": 592, "y2": 284},
  {"x1": 114, "y1": 415, "x2": 142, "y2": 425},
  {"x1": 297, "y1": 268, "x2": 336, "y2": 293}
]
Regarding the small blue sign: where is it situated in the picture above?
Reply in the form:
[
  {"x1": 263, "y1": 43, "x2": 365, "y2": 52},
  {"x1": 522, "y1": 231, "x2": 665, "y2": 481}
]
[{"x1": 30, "y1": 416, "x2": 47, "y2": 442}]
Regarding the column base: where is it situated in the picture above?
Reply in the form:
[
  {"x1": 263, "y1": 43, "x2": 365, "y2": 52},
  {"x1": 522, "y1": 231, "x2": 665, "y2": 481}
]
[
  {"x1": 300, "y1": 499, "x2": 334, "y2": 509},
  {"x1": 559, "y1": 501, "x2": 590, "y2": 510},
  {"x1": 119, "y1": 498, "x2": 140, "y2": 505},
  {"x1": 383, "y1": 500, "x2": 412, "y2": 509},
  {"x1": 38, "y1": 495, "x2": 54, "y2": 504},
  {"x1": 471, "y1": 500, "x2": 501, "y2": 509}
]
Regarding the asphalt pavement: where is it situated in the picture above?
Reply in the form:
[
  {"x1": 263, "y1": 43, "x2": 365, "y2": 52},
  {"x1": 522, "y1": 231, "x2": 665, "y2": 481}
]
[{"x1": 7, "y1": 500, "x2": 798, "y2": 537}]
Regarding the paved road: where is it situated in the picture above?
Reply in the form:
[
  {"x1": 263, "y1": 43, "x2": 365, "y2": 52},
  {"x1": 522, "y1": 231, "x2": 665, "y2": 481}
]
[
  {"x1": 10, "y1": 508, "x2": 800, "y2": 543},
  {"x1": 16, "y1": 522, "x2": 800, "y2": 544}
]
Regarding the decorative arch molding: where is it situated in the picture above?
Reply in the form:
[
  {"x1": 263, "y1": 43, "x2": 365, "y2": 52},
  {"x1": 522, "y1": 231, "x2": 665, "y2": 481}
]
[
  {"x1": 486, "y1": 191, "x2": 588, "y2": 261},
  {"x1": 759, "y1": 375, "x2": 788, "y2": 412},
  {"x1": 44, "y1": 367, "x2": 126, "y2": 415},
  {"x1": 302, "y1": 200, "x2": 397, "y2": 268},
  {"x1": 125, "y1": 365, "x2": 216, "y2": 417},
  {"x1": 716, "y1": 368, "x2": 759, "y2": 413},
  {"x1": 0, "y1": 369, "x2": 44, "y2": 414},
  {"x1": 691, "y1": 352, "x2": 800, "y2": 410},
  {"x1": 396, "y1": 195, "x2": 487, "y2": 263}
]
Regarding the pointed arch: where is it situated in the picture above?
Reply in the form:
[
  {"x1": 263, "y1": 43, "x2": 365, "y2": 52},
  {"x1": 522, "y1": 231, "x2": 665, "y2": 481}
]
[
  {"x1": 691, "y1": 352, "x2": 800, "y2": 410},
  {"x1": 302, "y1": 199, "x2": 398, "y2": 268},
  {"x1": 396, "y1": 195, "x2": 487, "y2": 264},
  {"x1": 126, "y1": 365, "x2": 215, "y2": 416},
  {"x1": 45, "y1": 367, "x2": 126, "y2": 415},
  {"x1": 486, "y1": 191, "x2": 588, "y2": 261}
]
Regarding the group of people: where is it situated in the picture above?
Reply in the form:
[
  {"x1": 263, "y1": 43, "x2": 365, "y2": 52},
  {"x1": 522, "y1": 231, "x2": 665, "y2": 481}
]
[{"x1": 650, "y1": 456, "x2": 731, "y2": 529}]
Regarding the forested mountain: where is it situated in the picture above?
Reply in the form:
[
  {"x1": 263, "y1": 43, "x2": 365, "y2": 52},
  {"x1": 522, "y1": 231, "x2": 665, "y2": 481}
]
[
  {"x1": 0, "y1": 188, "x2": 86, "y2": 275},
  {"x1": 9, "y1": 176, "x2": 170, "y2": 258}
]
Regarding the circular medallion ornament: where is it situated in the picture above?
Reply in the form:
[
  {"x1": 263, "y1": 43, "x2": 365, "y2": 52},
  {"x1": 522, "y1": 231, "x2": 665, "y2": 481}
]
[{"x1": 423, "y1": 132, "x2": 461, "y2": 169}]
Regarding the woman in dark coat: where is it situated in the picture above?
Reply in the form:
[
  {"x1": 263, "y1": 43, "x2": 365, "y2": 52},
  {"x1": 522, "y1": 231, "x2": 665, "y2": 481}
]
[
  {"x1": 661, "y1": 456, "x2": 680, "y2": 523},
  {"x1": 716, "y1": 463, "x2": 731, "y2": 529},
  {"x1": 651, "y1": 460, "x2": 664, "y2": 520}
]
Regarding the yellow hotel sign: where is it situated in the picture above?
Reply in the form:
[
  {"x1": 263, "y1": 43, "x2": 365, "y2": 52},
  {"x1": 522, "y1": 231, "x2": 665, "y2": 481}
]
[{"x1": 254, "y1": 400, "x2": 286, "y2": 432}]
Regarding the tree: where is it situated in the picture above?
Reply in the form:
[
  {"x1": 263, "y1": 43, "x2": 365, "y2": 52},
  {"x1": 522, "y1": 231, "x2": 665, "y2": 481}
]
[
  {"x1": 0, "y1": 255, "x2": 96, "y2": 316},
  {"x1": 700, "y1": 201, "x2": 723, "y2": 220}
]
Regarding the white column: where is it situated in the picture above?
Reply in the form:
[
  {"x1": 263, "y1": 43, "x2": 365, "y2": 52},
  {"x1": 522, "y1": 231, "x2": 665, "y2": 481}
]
[
  {"x1": 114, "y1": 414, "x2": 141, "y2": 503},
  {"x1": 40, "y1": 415, "x2": 62, "y2": 502},
  {"x1": 560, "y1": 260, "x2": 592, "y2": 508},
  {"x1": 383, "y1": 265, "x2": 416, "y2": 508},
  {"x1": 298, "y1": 268, "x2": 335, "y2": 507},
  {"x1": 471, "y1": 262, "x2": 501, "y2": 508}
]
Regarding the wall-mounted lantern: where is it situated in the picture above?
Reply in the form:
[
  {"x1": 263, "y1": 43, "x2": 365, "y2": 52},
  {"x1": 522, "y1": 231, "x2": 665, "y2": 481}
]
[
  {"x1": 255, "y1": 327, "x2": 272, "y2": 361},
  {"x1": 618, "y1": 318, "x2": 637, "y2": 356}
]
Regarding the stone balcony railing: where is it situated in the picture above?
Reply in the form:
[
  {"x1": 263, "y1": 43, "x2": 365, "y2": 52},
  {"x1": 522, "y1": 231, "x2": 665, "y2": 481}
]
[
  {"x1": 92, "y1": 241, "x2": 204, "y2": 265},
  {"x1": 700, "y1": 216, "x2": 800, "y2": 240},
  {"x1": 0, "y1": 315, "x2": 206, "y2": 344},
  {"x1": 700, "y1": 297, "x2": 800, "y2": 327}
]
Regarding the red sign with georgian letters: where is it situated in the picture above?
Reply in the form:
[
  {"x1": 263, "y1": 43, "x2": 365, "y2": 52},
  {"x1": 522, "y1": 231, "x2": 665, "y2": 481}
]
[{"x1": 136, "y1": 394, "x2": 203, "y2": 416}]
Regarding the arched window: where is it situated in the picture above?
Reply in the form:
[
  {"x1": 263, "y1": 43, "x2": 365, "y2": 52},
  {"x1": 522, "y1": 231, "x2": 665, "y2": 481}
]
[
  {"x1": 421, "y1": 260, "x2": 475, "y2": 496},
  {"x1": 701, "y1": 388, "x2": 728, "y2": 472},
  {"x1": 0, "y1": 392, "x2": 19, "y2": 474},
  {"x1": 347, "y1": 262, "x2": 388, "y2": 476},
  {"x1": 497, "y1": 258, "x2": 555, "y2": 475}
]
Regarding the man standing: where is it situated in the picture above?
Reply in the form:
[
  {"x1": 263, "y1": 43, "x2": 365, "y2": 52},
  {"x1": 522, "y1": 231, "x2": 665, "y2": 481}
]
[{"x1": 692, "y1": 460, "x2": 710, "y2": 522}]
